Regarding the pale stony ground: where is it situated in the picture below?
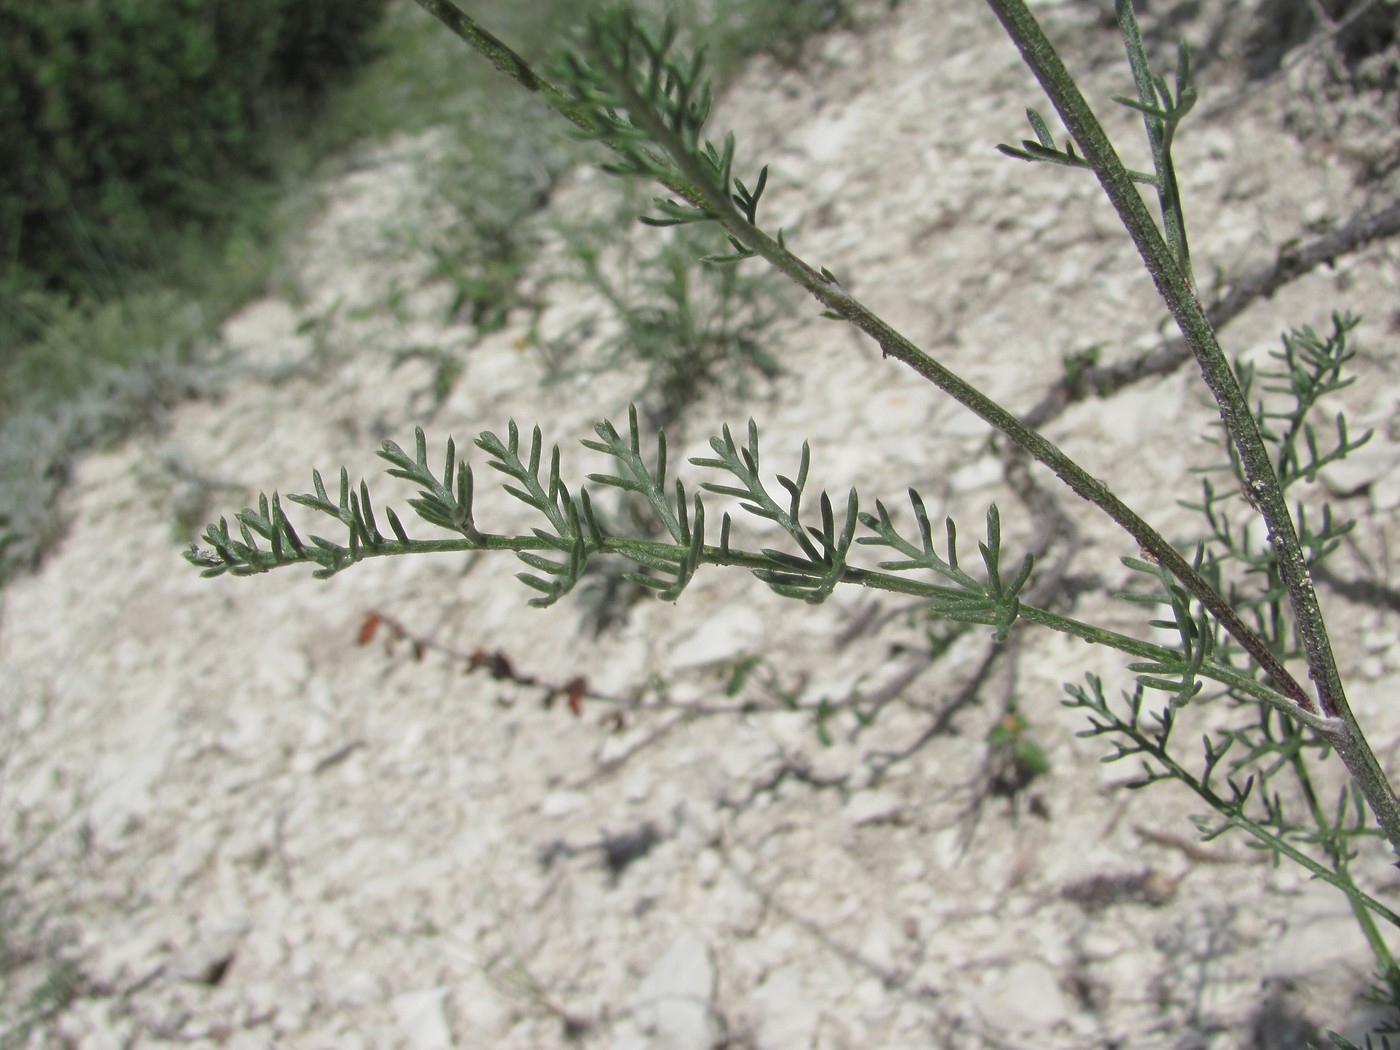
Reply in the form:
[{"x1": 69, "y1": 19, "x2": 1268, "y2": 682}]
[{"x1": 5, "y1": 1, "x2": 1400, "y2": 1048}]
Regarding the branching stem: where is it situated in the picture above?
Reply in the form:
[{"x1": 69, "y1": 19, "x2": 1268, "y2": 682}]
[
  {"x1": 206, "y1": 512, "x2": 1323, "y2": 730},
  {"x1": 396, "y1": 0, "x2": 1400, "y2": 855},
  {"x1": 608, "y1": 43, "x2": 1325, "y2": 716},
  {"x1": 409, "y1": 0, "x2": 712, "y2": 216},
  {"x1": 1101, "y1": 701, "x2": 1400, "y2": 925},
  {"x1": 982, "y1": 0, "x2": 1400, "y2": 855}
]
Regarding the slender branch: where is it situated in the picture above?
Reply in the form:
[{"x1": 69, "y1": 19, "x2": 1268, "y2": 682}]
[
  {"x1": 396, "y1": 0, "x2": 1400, "y2": 857},
  {"x1": 1289, "y1": 749, "x2": 1400, "y2": 977},
  {"x1": 604, "y1": 59, "x2": 1322, "y2": 720},
  {"x1": 408, "y1": 0, "x2": 712, "y2": 215},
  {"x1": 405, "y1": 0, "x2": 1282, "y2": 668},
  {"x1": 1115, "y1": 708, "x2": 1400, "y2": 926},
  {"x1": 982, "y1": 0, "x2": 1400, "y2": 853},
  {"x1": 981, "y1": 0, "x2": 1323, "y2": 705},
  {"x1": 410, "y1": 0, "x2": 554, "y2": 95},
  {"x1": 194, "y1": 507, "x2": 1320, "y2": 730},
  {"x1": 1207, "y1": 200, "x2": 1400, "y2": 335},
  {"x1": 1115, "y1": 0, "x2": 1192, "y2": 285}
]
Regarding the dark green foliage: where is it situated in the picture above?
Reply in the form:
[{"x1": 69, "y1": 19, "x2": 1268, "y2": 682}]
[
  {"x1": 0, "y1": 0, "x2": 389, "y2": 301},
  {"x1": 0, "y1": 0, "x2": 390, "y2": 584}
]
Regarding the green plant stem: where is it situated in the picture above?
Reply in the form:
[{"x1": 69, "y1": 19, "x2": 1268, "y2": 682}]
[
  {"x1": 409, "y1": 0, "x2": 711, "y2": 216},
  {"x1": 418, "y1": 0, "x2": 1344, "y2": 732},
  {"x1": 1115, "y1": 0, "x2": 1191, "y2": 285},
  {"x1": 1291, "y1": 748, "x2": 1400, "y2": 978},
  {"x1": 982, "y1": 0, "x2": 1400, "y2": 858},
  {"x1": 1109, "y1": 711, "x2": 1400, "y2": 926},
  {"x1": 212, "y1": 519, "x2": 1321, "y2": 727},
  {"x1": 408, "y1": 0, "x2": 1400, "y2": 855},
  {"x1": 606, "y1": 61, "x2": 1322, "y2": 709}
]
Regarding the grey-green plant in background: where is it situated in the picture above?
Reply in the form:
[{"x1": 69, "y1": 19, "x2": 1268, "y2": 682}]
[
  {"x1": 187, "y1": 0, "x2": 1400, "y2": 1039},
  {"x1": 540, "y1": 216, "x2": 783, "y2": 431},
  {"x1": 525, "y1": 200, "x2": 786, "y2": 631}
]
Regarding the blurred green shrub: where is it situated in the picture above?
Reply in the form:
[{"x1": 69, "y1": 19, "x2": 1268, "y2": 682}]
[{"x1": 0, "y1": 0, "x2": 389, "y2": 301}]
